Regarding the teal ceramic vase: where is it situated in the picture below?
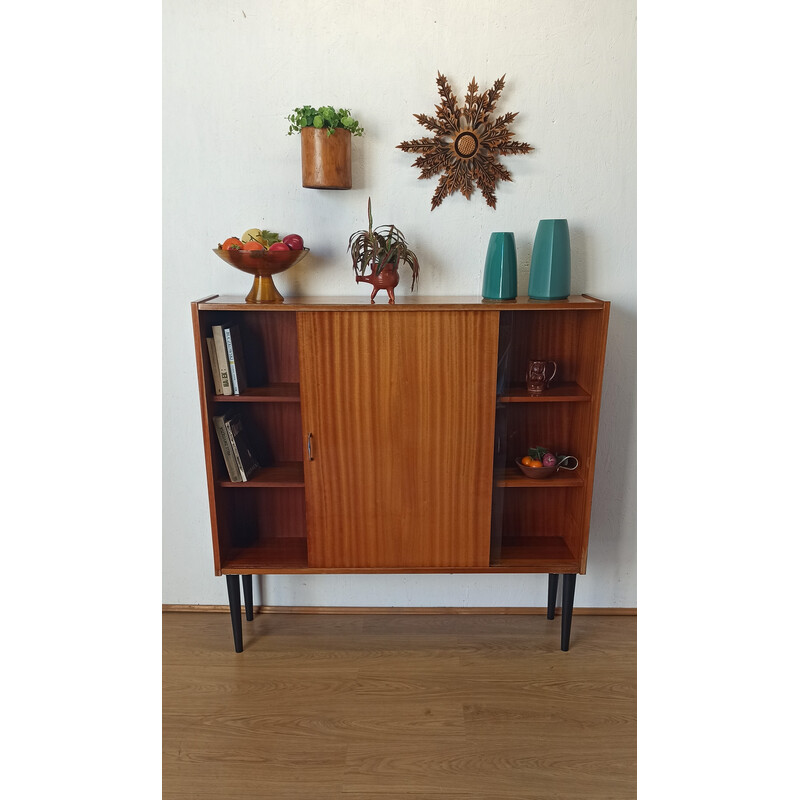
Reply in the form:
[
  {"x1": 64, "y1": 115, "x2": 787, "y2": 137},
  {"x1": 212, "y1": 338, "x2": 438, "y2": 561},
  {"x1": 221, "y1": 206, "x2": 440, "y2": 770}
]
[
  {"x1": 528, "y1": 219, "x2": 571, "y2": 300},
  {"x1": 482, "y1": 232, "x2": 517, "y2": 301}
]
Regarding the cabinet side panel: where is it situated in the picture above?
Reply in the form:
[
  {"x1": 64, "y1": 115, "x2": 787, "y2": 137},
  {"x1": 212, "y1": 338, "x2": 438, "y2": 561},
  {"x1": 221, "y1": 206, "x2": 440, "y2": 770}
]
[
  {"x1": 191, "y1": 304, "x2": 223, "y2": 574},
  {"x1": 576, "y1": 302, "x2": 611, "y2": 571},
  {"x1": 299, "y1": 310, "x2": 498, "y2": 568}
]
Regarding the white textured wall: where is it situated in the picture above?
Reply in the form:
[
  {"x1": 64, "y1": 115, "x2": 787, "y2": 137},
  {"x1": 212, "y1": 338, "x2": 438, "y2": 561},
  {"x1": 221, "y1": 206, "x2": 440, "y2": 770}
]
[{"x1": 162, "y1": 0, "x2": 636, "y2": 608}]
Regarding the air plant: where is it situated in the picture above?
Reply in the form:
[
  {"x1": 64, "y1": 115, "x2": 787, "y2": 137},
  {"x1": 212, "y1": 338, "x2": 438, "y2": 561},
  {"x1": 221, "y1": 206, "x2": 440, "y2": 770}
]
[{"x1": 347, "y1": 197, "x2": 420, "y2": 291}]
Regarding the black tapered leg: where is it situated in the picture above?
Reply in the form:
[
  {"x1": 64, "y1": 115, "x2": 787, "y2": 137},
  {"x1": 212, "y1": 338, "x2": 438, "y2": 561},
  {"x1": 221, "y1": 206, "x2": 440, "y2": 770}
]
[
  {"x1": 547, "y1": 574, "x2": 559, "y2": 620},
  {"x1": 560, "y1": 573, "x2": 577, "y2": 651},
  {"x1": 225, "y1": 575, "x2": 244, "y2": 653},
  {"x1": 242, "y1": 574, "x2": 254, "y2": 621}
]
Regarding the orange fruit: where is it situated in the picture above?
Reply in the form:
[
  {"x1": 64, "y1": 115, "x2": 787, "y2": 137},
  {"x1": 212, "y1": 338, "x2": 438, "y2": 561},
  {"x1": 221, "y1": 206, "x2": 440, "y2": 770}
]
[
  {"x1": 222, "y1": 237, "x2": 243, "y2": 250},
  {"x1": 242, "y1": 240, "x2": 265, "y2": 251},
  {"x1": 521, "y1": 456, "x2": 534, "y2": 466},
  {"x1": 529, "y1": 459, "x2": 543, "y2": 468}
]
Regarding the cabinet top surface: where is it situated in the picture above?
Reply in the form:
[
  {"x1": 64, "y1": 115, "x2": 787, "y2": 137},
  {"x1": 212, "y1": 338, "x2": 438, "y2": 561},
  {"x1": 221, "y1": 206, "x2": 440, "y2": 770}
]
[{"x1": 194, "y1": 294, "x2": 607, "y2": 311}]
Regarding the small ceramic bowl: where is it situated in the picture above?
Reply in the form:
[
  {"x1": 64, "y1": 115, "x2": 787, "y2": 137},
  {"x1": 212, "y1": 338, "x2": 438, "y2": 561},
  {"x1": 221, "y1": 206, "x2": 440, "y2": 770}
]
[{"x1": 515, "y1": 458, "x2": 558, "y2": 479}]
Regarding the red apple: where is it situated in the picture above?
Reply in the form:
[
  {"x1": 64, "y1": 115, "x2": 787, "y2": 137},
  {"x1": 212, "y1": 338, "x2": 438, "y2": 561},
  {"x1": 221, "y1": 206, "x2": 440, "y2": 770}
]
[
  {"x1": 269, "y1": 241, "x2": 290, "y2": 251},
  {"x1": 282, "y1": 234, "x2": 304, "y2": 250}
]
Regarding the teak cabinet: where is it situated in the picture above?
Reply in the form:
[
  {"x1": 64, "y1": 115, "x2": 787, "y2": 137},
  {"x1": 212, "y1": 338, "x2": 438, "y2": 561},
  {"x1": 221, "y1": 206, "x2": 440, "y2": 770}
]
[{"x1": 191, "y1": 295, "x2": 610, "y2": 651}]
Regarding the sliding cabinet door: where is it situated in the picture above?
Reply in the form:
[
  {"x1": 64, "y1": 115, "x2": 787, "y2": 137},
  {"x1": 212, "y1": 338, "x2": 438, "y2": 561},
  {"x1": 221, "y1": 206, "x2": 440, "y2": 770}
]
[{"x1": 298, "y1": 310, "x2": 498, "y2": 568}]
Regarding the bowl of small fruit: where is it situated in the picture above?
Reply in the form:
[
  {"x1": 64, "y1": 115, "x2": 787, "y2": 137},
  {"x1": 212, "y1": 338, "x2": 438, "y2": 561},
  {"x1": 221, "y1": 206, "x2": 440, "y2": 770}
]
[
  {"x1": 516, "y1": 456, "x2": 558, "y2": 479},
  {"x1": 214, "y1": 229, "x2": 308, "y2": 304},
  {"x1": 516, "y1": 447, "x2": 578, "y2": 479}
]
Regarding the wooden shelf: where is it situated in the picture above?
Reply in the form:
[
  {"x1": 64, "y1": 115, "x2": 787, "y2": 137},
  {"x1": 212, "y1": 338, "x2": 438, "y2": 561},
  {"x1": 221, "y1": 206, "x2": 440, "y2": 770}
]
[
  {"x1": 492, "y1": 536, "x2": 579, "y2": 571},
  {"x1": 497, "y1": 382, "x2": 590, "y2": 403},
  {"x1": 222, "y1": 539, "x2": 309, "y2": 572},
  {"x1": 218, "y1": 462, "x2": 304, "y2": 488},
  {"x1": 212, "y1": 383, "x2": 301, "y2": 403},
  {"x1": 494, "y1": 467, "x2": 584, "y2": 488}
]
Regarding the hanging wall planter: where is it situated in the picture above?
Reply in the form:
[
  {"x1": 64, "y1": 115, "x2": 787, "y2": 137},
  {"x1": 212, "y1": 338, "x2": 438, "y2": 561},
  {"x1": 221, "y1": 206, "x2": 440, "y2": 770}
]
[
  {"x1": 287, "y1": 106, "x2": 364, "y2": 190},
  {"x1": 301, "y1": 127, "x2": 352, "y2": 189}
]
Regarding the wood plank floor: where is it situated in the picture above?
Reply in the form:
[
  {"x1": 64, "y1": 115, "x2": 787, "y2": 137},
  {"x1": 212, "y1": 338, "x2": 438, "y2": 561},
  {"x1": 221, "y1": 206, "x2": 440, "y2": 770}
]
[{"x1": 163, "y1": 612, "x2": 636, "y2": 799}]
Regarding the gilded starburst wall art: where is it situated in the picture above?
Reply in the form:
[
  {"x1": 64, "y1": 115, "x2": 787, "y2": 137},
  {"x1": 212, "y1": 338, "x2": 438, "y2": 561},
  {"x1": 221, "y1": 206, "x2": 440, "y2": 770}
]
[{"x1": 397, "y1": 72, "x2": 533, "y2": 210}]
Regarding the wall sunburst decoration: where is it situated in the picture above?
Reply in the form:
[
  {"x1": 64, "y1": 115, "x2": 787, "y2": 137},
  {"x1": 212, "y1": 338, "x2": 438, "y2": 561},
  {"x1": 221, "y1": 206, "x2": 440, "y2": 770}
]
[{"x1": 397, "y1": 72, "x2": 533, "y2": 210}]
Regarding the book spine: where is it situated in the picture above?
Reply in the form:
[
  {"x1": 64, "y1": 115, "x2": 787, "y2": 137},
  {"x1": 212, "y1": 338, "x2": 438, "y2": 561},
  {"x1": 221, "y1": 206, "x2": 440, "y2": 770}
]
[
  {"x1": 224, "y1": 418, "x2": 247, "y2": 481},
  {"x1": 224, "y1": 326, "x2": 240, "y2": 395},
  {"x1": 211, "y1": 325, "x2": 232, "y2": 395},
  {"x1": 212, "y1": 415, "x2": 242, "y2": 482},
  {"x1": 206, "y1": 337, "x2": 224, "y2": 395},
  {"x1": 229, "y1": 325, "x2": 249, "y2": 392}
]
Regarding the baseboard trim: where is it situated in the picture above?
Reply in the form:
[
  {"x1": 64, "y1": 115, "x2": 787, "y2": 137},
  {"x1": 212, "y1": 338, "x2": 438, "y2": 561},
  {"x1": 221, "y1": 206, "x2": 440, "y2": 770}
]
[{"x1": 162, "y1": 604, "x2": 636, "y2": 616}]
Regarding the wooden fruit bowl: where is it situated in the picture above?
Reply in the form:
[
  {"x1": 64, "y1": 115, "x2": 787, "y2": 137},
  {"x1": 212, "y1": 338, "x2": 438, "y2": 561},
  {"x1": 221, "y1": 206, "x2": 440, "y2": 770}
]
[
  {"x1": 515, "y1": 458, "x2": 558, "y2": 479},
  {"x1": 213, "y1": 247, "x2": 310, "y2": 303}
]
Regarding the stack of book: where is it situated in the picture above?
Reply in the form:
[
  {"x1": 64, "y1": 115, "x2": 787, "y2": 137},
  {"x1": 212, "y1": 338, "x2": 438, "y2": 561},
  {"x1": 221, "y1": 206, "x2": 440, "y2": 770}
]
[
  {"x1": 212, "y1": 411, "x2": 260, "y2": 482},
  {"x1": 206, "y1": 323, "x2": 249, "y2": 395}
]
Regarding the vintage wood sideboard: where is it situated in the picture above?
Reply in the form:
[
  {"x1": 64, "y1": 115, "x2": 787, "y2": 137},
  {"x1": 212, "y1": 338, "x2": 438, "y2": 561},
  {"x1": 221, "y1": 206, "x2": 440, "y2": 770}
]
[{"x1": 191, "y1": 295, "x2": 610, "y2": 651}]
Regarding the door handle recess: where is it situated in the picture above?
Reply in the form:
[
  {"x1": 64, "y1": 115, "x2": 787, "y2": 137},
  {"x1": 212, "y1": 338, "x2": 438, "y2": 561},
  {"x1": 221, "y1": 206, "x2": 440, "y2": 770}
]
[{"x1": 307, "y1": 432, "x2": 314, "y2": 461}]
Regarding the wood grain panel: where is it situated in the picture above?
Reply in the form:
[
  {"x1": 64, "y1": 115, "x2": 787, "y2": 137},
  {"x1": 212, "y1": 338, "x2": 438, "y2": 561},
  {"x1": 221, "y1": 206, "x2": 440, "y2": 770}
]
[
  {"x1": 238, "y1": 310, "x2": 300, "y2": 385},
  {"x1": 299, "y1": 310, "x2": 499, "y2": 568},
  {"x1": 246, "y1": 403, "x2": 304, "y2": 463}
]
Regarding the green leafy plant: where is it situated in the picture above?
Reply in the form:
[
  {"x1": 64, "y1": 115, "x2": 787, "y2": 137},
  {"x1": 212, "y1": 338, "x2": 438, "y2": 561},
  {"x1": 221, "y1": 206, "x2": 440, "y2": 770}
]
[
  {"x1": 347, "y1": 197, "x2": 420, "y2": 291},
  {"x1": 287, "y1": 106, "x2": 364, "y2": 137}
]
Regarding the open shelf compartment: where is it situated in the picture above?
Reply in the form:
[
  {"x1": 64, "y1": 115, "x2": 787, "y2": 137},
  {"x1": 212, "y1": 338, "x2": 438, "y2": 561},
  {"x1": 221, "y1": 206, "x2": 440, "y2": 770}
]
[
  {"x1": 221, "y1": 539, "x2": 309, "y2": 573},
  {"x1": 490, "y1": 535, "x2": 580, "y2": 571},
  {"x1": 215, "y1": 486, "x2": 309, "y2": 573}
]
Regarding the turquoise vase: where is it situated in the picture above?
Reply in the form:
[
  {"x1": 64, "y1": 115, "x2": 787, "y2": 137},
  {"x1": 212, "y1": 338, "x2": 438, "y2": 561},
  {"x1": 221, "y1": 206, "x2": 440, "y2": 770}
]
[
  {"x1": 528, "y1": 219, "x2": 571, "y2": 300},
  {"x1": 482, "y1": 232, "x2": 517, "y2": 301}
]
